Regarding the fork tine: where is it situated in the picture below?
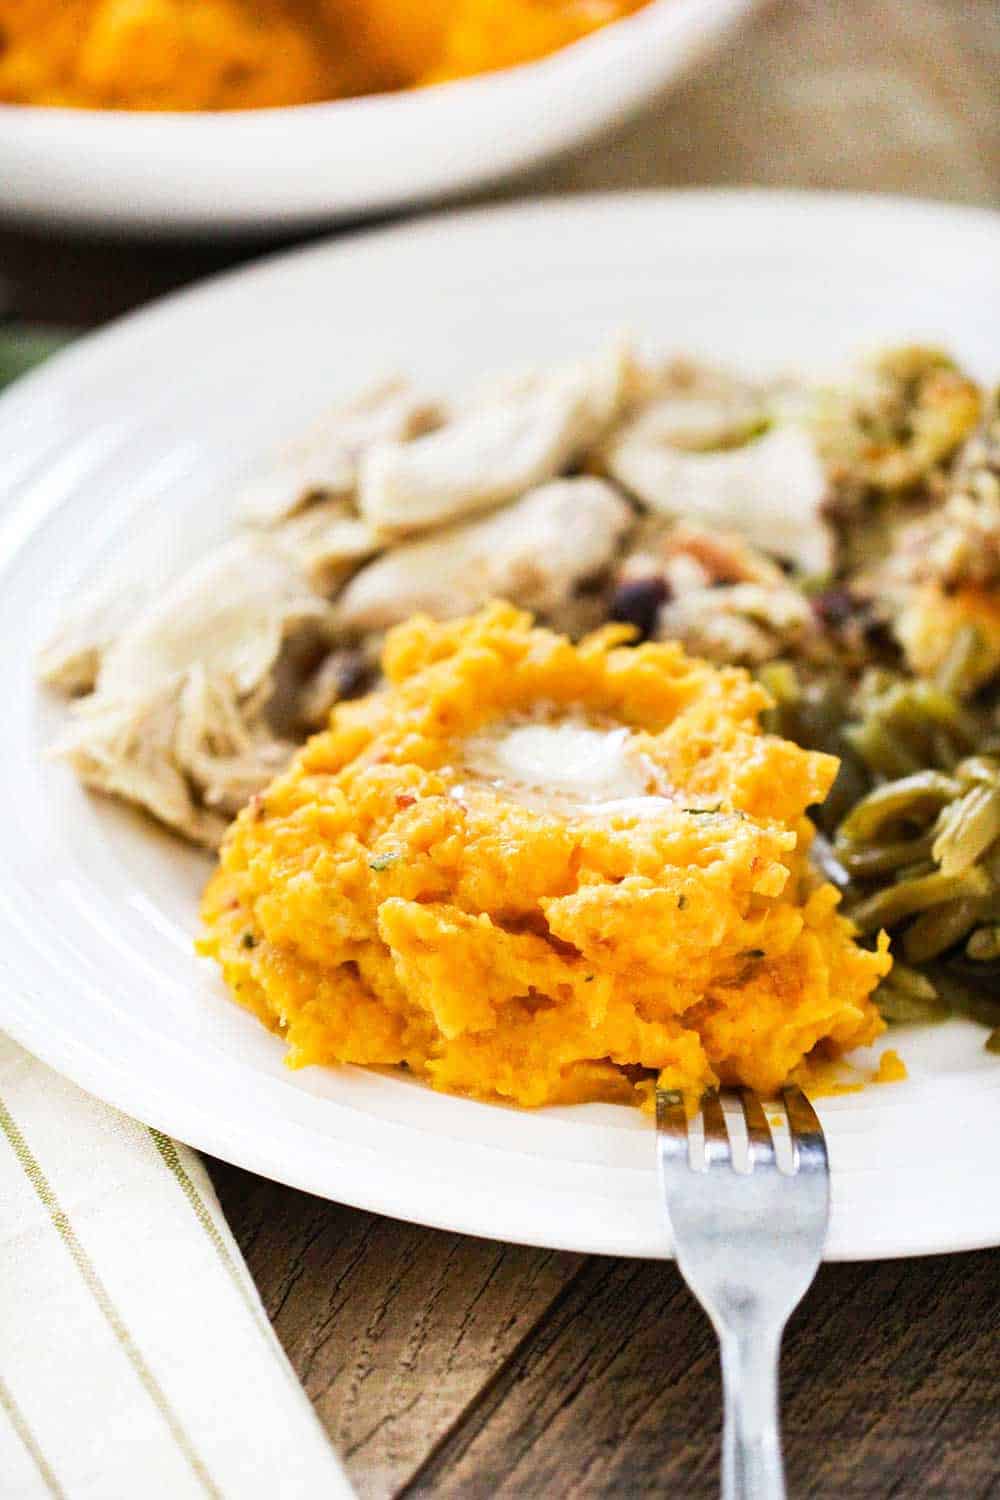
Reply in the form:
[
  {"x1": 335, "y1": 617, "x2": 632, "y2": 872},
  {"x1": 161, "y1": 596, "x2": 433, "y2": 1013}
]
[
  {"x1": 655, "y1": 1088, "x2": 689, "y2": 1162},
  {"x1": 701, "y1": 1088, "x2": 730, "y2": 1168},
  {"x1": 783, "y1": 1085, "x2": 828, "y2": 1174},
  {"x1": 739, "y1": 1088, "x2": 776, "y2": 1169}
]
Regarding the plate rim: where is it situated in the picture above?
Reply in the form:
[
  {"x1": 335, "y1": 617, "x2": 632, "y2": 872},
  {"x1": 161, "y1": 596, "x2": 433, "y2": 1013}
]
[
  {"x1": 2, "y1": 185, "x2": 999, "y2": 410},
  {"x1": 4, "y1": 988, "x2": 1000, "y2": 1263}
]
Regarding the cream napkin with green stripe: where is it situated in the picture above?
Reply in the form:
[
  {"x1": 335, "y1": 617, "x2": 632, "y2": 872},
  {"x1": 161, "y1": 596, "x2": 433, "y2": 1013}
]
[
  {"x1": 0, "y1": 1035, "x2": 355, "y2": 1500},
  {"x1": 0, "y1": 329, "x2": 352, "y2": 1499}
]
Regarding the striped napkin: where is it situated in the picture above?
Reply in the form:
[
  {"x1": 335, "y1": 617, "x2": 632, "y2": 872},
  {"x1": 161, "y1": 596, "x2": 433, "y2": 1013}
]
[
  {"x1": 0, "y1": 326, "x2": 353, "y2": 1498},
  {"x1": 0, "y1": 1036, "x2": 354, "y2": 1500}
]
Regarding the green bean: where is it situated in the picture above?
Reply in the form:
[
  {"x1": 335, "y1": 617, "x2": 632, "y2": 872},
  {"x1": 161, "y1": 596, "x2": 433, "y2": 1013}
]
[
  {"x1": 874, "y1": 985, "x2": 947, "y2": 1025},
  {"x1": 820, "y1": 753, "x2": 872, "y2": 834},
  {"x1": 849, "y1": 866, "x2": 989, "y2": 933},
  {"x1": 932, "y1": 784, "x2": 1000, "y2": 876},
  {"x1": 858, "y1": 678, "x2": 984, "y2": 757},
  {"x1": 927, "y1": 966, "x2": 1000, "y2": 1027},
  {"x1": 967, "y1": 926, "x2": 1000, "y2": 962},
  {"x1": 844, "y1": 719, "x2": 924, "y2": 779},
  {"x1": 908, "y1": 683, "x2": 983, "y2": 744},
  {"x1": 838, "y1": 834, "x2": 935, "y2": 879},
  {"x1": 902, "y1": 897, "x2": 985, "y2": 964},
  {"x1": 894, "y1": 860, "x2": 938, "y2": 882},
  {"x1": 837, "y1": 770, "x2": 961, "y2": 845},
  {"x1": 957, "y1": 756, "x2": 1000, "y2": 787},
  {"x1": 755, "y1": 635, "x2": 999, "y2": 1050},
  {"x1": 931, "y1": 727, "x2": 962, "y2": 770},
  {"x1": 883, "y1": 962, "x2": 939, "y2": 1000}
]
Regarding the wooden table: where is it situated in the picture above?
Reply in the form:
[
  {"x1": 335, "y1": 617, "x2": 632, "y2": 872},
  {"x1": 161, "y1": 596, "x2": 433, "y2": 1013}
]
[{"x1": 3, "y1": 3, "x2": 999, "y2": 1495}]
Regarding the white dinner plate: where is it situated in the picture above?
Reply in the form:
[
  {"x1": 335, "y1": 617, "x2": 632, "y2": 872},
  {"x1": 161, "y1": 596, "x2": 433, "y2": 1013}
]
[
  {"x1": 0, "y1": 0, "x2": 753, "y2": 234},
  {"x1": 1, "y1": 190, "x2": 999, "y2": 1259}
]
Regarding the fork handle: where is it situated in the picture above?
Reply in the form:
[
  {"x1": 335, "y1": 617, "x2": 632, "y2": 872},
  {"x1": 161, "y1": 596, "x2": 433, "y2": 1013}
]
[{"x1": 719, "y1": 1326, "x2": 786, "y2": 1500}]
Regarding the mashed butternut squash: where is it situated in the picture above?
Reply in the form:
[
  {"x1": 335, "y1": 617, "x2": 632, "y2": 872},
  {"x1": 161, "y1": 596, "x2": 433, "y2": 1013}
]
[
  {"x1": 0, "y1": 0, "x2": 649, "y2": 111},
  {"x1": 199, "y1": 604, "x2": 891, "y2": 1108}
]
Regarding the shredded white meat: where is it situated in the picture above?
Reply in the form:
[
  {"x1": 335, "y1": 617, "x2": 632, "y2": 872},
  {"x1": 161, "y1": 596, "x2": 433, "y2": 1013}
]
[
  {"x1": 48, "y1": 536, "x2": 334, "y2": 844},
  {"x1": 96, "y1": 535, "x2": 332, "y2": 701},
  {"x1": 270, "y1": 499, "x2": 383, "y2": 593},
  {"x1": 338, "y1": 477, "x2": 632, "y2": 632},
  {"x1": 605, "y1": 416, "x2": 832, "y2": 576},
  {"x1": 44, "y1": 339, "x2": 968, "y2": 846},
  {"x1": 239, "y1": 378, "x2": 441, "y2": 526},
  {"x1": 358, "y1": 345, "x2": 636, "y2": 533},
  {"x1": 36, "y1": 585, "x2": 144, "y2": 695}
]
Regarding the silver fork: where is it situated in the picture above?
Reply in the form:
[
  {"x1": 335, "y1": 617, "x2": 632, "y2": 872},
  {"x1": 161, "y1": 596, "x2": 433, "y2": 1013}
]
[{"x1": 656, "y1": 1085, "x2": 829, "y2": 1500}]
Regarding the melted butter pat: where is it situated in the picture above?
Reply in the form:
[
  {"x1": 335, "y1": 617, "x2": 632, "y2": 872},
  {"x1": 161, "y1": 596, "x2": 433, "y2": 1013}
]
[{"x1": 458, "y1": 720, "x2": 676, "y2": 820}]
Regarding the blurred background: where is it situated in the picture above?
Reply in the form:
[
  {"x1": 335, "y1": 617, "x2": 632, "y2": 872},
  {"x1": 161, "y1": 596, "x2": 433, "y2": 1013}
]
[{"x1": 1, "y1": 0, "x2": 997, "y2": 325}]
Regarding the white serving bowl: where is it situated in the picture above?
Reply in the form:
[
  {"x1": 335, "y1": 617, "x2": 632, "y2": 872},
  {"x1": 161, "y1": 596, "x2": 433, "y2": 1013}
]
[{"x1": 0, "y1": 0, "x2": 753, "y2": 235}]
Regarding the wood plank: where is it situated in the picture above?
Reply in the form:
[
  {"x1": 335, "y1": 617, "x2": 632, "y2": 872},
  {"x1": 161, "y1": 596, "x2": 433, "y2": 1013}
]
[
  {"x1": 208, "y1": 1161, "x2": 583, "y2": 1498},
  {"x1": 398, "y1": 1251, "x2": 1000, "y2": 1498}
]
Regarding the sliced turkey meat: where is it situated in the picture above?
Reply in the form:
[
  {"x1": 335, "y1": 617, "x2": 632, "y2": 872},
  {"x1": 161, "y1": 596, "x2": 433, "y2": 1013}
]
[
  {"x1": 52, "y1": 678, "x2": 227, "y2": 846},
  {"x1": 36, "y1": 585, "x2": 144, "y2": 695},
  {"x1": 96, "y1": 534, "x2": 334, "y2": 702},
  {"x1": 270, "y1": 499, "x2": 383, "y2": 593},
  {"x1": 358, "y1": 344, "x2": 636, "y2": 533},
  {"x1": 605, "y1": 413, "x2": 832, "y2": 576},
  {"x1": 52, "y1": 665, "x2": 298, "y2": 847},
  {"x1": 338, "y1": 477, "x2": 632, "y2": 632},
  {"x1": 239, "y1": 379, "x2": 442, "y2": 526}
]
